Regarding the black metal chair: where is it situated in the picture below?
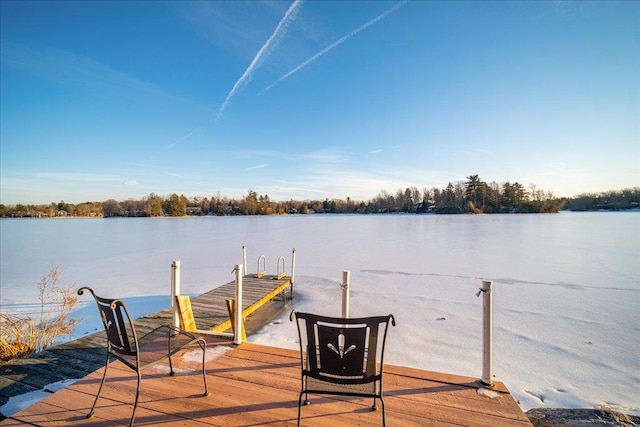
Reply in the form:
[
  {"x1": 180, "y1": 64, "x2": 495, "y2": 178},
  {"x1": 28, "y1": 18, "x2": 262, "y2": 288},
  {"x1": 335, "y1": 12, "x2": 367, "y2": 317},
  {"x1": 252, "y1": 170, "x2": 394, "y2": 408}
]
[
  {"x1": 78, "y1": 287, "x2": 209, "y2": 426},
  {"x1": 290, "y1": 310, "x2": 396, "y2": 426}
]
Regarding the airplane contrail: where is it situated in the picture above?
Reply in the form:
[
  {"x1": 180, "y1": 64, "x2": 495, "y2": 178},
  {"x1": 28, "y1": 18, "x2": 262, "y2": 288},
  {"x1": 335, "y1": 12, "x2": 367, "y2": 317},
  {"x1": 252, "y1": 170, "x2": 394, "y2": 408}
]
[
  {"x1": 258, "y1": 1, "x2": 407, "y2": 96},
  {"x1": 148, "y1": 125, "x2": 204, "y2": 160},
  {"x1": 170, "y1": 125, "x2": 203, "y2": 147},
  {"x1": 245, "y1": 164, "x2": 268, "y2": 171},
  {"x1": 216, "y1": 0, "x2": 303, "y2": 121}
]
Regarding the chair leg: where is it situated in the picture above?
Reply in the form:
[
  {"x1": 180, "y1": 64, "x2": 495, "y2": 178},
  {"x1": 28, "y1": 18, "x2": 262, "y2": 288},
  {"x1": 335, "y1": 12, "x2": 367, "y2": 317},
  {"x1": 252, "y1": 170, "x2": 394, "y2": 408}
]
[
  {"x1": 380, "y1": 396, "x2": 387, "y2": 427},
  {"x1": 297, "y1": 392, "x2": 304, "y2": 427},
  {"x1": 199, "y1": 339, "x2": 210, "y2": 396},
  {"x1": 167, "y1": 333, "x2": 175, "y2": 376},
  {"x1": 87, "y1": 353, "x2": 110, "y2": 418},
  {"x1": 372, "y1": 397, "x2": 378, "y2": 411},
  {"x1": 168, "y1": 353, "x2": 175, "y2": 376},
  {"x1": 129, "y1": 370, "x2": 142, "y2": 427}
]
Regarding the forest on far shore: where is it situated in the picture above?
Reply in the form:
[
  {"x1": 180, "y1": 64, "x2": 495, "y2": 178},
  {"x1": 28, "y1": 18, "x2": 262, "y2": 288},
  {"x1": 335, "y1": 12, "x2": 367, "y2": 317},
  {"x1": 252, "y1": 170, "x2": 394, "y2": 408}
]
[{"x1": 1, "y1": 175, "x2": 638, "y2": 218}]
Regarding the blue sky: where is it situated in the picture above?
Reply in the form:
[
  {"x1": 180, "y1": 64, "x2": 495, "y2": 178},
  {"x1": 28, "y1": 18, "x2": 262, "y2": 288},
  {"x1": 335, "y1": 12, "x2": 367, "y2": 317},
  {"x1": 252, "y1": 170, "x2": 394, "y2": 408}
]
[{"x1": 1, "y1": 1, "x2": 638, "y2": 205}]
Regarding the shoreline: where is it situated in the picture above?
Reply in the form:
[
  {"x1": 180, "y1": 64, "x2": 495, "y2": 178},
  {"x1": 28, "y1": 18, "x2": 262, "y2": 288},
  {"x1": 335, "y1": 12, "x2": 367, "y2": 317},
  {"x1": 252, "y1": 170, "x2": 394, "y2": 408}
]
[{"x1": 526, "y1": 408, "x2": 639, "y2": 426}]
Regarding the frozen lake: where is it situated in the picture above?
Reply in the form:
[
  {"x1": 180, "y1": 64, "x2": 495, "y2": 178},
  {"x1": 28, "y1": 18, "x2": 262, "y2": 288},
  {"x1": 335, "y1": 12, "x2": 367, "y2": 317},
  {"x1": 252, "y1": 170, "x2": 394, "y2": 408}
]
[{"x1": 1, "y1": 212, "x2": 639, "y2": 415}]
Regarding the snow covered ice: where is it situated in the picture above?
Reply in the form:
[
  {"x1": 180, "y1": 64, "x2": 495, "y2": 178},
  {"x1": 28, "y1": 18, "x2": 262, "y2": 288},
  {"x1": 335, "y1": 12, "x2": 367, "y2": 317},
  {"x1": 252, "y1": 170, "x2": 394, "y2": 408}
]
[{"x1": 1, "y1": 213, "x2": 638, "y2": 417}]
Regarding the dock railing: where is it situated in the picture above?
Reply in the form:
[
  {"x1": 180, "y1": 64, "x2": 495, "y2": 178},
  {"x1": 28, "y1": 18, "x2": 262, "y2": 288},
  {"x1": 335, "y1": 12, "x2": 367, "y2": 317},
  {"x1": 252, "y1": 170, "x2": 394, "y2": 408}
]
[
  {"x1": 234, "y1": 264, "x2": 243, "y2": 345},
  {"x1": 242, "y1": 245, "x2": 297, "y2": 298},
  {"x1": 341, "y1": 271, "x2": 495, "y2": 387},
  {"x1": 171, "y1": 261, "x2": 181, "y2": 331},
  {"x1": 477, "y1": 280, "x2": 494, "y2": 387},
  {"x1": 341, "y1": 271, "x2": 350, "y2": 318}
]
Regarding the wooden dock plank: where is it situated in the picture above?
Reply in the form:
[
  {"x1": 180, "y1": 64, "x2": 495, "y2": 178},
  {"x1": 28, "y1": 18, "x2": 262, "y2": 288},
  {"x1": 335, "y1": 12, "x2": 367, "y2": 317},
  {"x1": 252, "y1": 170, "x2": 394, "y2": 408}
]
[
  {"x1": 2, "y1": 275, "x2": 531, "y2": 426},
  {"x1": 7, "y1": 342, "x2": 531, "y2": 426},
  {"x1": 212, "y1": 278, "x2": 291, "y2": 333},
  {"x1": 214, "y1": 344, "x2": 530, "y2": 426},
  {"x1": 0, "y1": 275, "x2": 291, "y2": 412}
]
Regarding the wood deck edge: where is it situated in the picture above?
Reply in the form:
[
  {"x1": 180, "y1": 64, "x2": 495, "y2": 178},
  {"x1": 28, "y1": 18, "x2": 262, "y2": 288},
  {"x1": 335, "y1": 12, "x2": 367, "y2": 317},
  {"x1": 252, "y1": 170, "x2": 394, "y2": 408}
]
[{"x1": 385, "y1": 364, "x2": 511, "y2": 394}]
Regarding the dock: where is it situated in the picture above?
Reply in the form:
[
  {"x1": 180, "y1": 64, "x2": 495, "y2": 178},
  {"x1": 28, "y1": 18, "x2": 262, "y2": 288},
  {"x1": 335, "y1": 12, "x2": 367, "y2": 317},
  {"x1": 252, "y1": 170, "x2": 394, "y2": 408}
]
[
  {"x1": 3, "y1": 341, "x2": 531, "y2": 426},
  {"x1": 1, "y1": 273, "x2": 532, "y2": 425},
  {"x1": 0, "y1": 274, "x2": 292, "y2": 412}
]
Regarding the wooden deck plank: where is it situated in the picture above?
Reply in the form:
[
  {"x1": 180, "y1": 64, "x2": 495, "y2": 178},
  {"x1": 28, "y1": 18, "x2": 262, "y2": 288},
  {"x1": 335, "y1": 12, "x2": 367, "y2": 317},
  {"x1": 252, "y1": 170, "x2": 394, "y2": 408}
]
[
  {"x1": 2, "y1": 275, "x2": 531, "y2": 426},
  {"x1": 0, "y1": 275, "x2": 291, "y2": 410},
  {"x1": 211, "y1": 278, "x2": 291, "y2": 333},
  {"x1": 212, "y1": 344, "x2": 530, "y2": 426},
  {"x1": 6, "y1": 343, "x2": 531, "y2": 426}
]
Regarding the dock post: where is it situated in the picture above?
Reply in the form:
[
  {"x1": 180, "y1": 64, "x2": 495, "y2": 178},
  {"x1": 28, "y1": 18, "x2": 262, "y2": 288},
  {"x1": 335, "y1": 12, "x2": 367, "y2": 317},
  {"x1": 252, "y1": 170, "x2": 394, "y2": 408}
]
[
  {"x1": 234, "y1": 264, "x2": 243, "y2": 345},
  {"x1": 171, "y1": 261, "x2": 181, "y2": 331},
  {"x1": 341, "y1": 271, "x2": 350, "y2": 318},
  {"x1": 242, "y1": 245, "x2": 247, "y2": 276},
  {"x1": 290, "y1": 248, "x2": 296, "y2": 299},
  {"x1": 479, "y1": 280, "x2": 493, "y2": 386}
]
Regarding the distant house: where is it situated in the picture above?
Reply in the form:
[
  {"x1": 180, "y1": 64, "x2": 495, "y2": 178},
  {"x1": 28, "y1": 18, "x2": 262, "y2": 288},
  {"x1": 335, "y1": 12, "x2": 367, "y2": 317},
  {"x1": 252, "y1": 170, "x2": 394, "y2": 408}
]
[
  {"x1": 57, "y1": 210, "x2": 68, "y2": 217},
  {"x1": 186, "y1": 207, "x2": 203, "y2": 215}
]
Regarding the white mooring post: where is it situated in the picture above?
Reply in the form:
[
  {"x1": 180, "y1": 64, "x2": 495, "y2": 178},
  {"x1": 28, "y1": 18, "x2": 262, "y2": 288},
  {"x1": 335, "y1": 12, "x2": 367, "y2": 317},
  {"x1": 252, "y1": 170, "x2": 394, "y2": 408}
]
[
  {"x1": 341, "y1": 271, "x2": 350, "y2": 318},
  {"x1": 242, "y1": 245, "x2": 247, "y2": 277},
  {"x1": 234, "y1": 264, "x2": 244, "y2": 345},
  {"x1": 480, "y1": 280, "x2": 494, "y2": 386},
  {"x1": 171, "y1": 261, "x2": 181, "y2": 330},
  {"x1": 290, "y1": 248, "x2": 297, "y2": 299}
]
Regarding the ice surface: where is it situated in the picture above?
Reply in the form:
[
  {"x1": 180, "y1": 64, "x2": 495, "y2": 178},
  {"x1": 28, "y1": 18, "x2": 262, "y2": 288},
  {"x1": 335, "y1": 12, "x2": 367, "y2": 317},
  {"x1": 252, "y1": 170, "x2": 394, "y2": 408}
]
[
  {"x1": 1, "y1": 213, "x2": 638, "y2": 417},
  {"x1": 0, "y1": 379, "x2": 78, "y2": 418}
]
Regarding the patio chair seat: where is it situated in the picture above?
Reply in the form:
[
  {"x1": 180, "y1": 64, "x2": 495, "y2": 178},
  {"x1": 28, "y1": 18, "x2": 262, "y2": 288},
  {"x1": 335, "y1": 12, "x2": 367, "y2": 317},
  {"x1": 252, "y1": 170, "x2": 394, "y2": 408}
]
[{"x1": 78, "y1": 287, "x2": 209, "y2": 427}]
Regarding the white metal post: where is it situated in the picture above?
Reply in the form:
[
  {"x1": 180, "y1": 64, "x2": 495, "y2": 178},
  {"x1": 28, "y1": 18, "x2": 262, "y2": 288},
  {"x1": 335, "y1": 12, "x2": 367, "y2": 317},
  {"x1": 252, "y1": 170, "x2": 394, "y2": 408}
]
[
  {"x1": 341, "y1": 271, "x2": 350, "y2": 318},
  {"x1": 290, "y1": 248, "x2": 296, "y2": 299},
  {"x1": 480, "y1": 280, "x2": 493, "y2": 386},
  {"x1": 242, "y1": 245, "x2": 247, "y2": 277},
  {"x1": 234, "y1": 264, "x2": 243, "y2": 345},
  {"x1": 171, "y1": 261, "x2": 181, "y2": 330}
]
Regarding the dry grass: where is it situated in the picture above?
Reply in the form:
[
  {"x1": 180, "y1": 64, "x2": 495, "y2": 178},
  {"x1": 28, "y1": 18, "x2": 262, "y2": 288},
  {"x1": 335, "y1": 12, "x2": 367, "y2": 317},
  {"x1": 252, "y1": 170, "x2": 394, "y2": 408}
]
[
  {"x1": 0, "y1": 314, "x2": 35, "y2": 360},
  {"x1": 0, "y1": 267, "x2": 80, "y2": 362}
]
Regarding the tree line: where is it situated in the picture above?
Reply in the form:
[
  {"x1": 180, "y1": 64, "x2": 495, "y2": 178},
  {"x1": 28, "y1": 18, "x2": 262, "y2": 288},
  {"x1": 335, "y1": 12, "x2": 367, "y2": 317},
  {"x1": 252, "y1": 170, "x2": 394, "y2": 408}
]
[{"x1": 1, "y1": 176, "x2": 638, "y2": 218}]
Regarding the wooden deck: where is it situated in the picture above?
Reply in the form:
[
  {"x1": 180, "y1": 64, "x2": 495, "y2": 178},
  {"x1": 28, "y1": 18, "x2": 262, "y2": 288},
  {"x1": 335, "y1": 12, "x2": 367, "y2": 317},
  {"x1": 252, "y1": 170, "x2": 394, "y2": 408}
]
[
  {"x1": 4, "y1": 341, "x2": 531, "y2": 426},
  {"x1": 2, "y1": 275, "x2": 532, "y2": 425},
  {"x1": 0, "y1": 275, "x2": 292, "y2": 410},
  {"x1": 143, "y1": 274, "x2": 293, "y2": 335}
]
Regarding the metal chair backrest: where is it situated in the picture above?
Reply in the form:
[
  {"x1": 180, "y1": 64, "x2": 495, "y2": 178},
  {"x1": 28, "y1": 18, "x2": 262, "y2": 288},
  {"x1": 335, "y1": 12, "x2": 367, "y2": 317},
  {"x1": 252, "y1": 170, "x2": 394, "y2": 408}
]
[
  {"x1": 291, "y1": 311, "x2": 395, "y2": 426},
  {"x1": 292, "y1": 311, "x2": 395, "y2": 387},
  {"x1": 79, "y1": 287, "x2": 138, "y2": 357}
]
